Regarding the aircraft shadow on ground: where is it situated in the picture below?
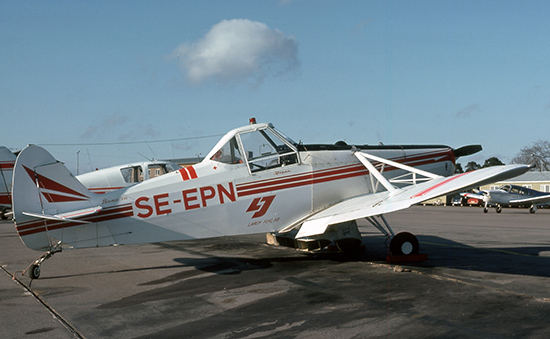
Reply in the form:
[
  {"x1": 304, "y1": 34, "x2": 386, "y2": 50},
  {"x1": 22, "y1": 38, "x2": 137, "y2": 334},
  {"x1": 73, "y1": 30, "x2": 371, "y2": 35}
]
[
  {"x1": 370, "y1": 234, "x2": 550, "y2": 278},
  {"x1": 33, "y1": 233, "x2": 550, "y2": 281},
  {"x1": 166, "y1": 234, "x2": 550, "y2": 280}
]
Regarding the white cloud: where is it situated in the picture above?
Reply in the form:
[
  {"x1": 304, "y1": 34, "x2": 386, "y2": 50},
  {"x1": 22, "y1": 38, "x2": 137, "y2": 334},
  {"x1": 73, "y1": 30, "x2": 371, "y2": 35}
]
[
  {"x1": 170, "y1": 19, "x2": 299, "y2": 85},
  {"x1": 81, "y1": 112, "x2": 128, "y2": 139},
  {"x1": 455, "y1": 103, "x2": 481, "y2": 119}
]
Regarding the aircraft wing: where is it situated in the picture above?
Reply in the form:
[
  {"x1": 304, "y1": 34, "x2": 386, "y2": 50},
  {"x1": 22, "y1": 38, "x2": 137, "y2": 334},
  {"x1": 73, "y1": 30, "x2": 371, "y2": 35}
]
[
  {"x1": 297, "y1": 164, "x2": 529, "y2": 238},
  {"x1": 509, "y1": 194, "x2": 550, "y2": 205}
]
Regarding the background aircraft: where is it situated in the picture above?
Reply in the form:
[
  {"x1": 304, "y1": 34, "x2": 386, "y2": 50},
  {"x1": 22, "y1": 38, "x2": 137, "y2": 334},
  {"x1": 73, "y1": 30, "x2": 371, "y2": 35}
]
[
  {"x1": 462, "y1": 184, "x2": 550, "y2": 213},
  {"x1": 0, "y1": 146, "x2": 181, "y2": 218},
  {"x1": 10, "y1": 120, "x2": 528, "y2": 279},
  {"x1": 0, "y1": 146, "x2": 16, "y2": 219},
  {"x1": 77, "y1": 160, "x2": 182, "y2": 194}
]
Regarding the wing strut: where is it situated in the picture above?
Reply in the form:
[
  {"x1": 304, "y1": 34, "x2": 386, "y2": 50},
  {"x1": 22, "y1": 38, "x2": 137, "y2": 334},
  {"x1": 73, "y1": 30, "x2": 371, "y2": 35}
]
[
  {"x1": 354, "y1": 151, "x2": 442, "y2": 187},
  {"x1": 354, "y1": 152, "x2": 397, "y2": 193}
]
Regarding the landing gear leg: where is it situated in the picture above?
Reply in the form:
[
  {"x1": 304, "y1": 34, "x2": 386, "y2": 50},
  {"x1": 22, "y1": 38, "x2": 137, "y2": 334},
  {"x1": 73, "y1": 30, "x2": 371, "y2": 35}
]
[
  {"x1": 483, "y1": 202, "x2": 489, "y2": 213},
  {"x1": 23, "y1": 241, "x2": 62, "y2": 279}
]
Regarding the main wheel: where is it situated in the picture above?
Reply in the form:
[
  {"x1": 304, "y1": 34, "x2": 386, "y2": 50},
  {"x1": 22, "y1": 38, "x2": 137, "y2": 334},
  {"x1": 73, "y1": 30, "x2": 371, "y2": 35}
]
[
  {"x1": 390, "y1": 232, "x2": 419, "y2": 256},
  {"x1": 496, "y1": 206, "x2": 502, "y2": 213},
  {"x1": 29, "y1": 264, "x2": 41, "y2": 279}
]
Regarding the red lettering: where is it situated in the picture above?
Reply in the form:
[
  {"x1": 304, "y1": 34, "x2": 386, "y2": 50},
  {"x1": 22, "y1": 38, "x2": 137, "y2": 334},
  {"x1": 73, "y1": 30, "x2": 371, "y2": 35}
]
[
  {"x1": 154, "y1": 193, "x2": 172, "y2": 215},
  {"x1": 182, "y1": 189, "x2": 200, "y2": 210},
  {"x1": 218, "y1": 183, "x2": 236, "y2": 204},
  {"x1": 200, "y1": 186, "x2": 216, "y2": 207},
  {"x1": 135, "y1": 196, "x2": 153, "y2": 218}
]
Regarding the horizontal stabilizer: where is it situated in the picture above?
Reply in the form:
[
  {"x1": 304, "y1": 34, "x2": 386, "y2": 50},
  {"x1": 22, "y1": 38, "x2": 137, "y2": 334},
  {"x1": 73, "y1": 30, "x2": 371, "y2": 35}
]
[{"x1": 22, "y1": 206, "x2": 102, "y2": 224}]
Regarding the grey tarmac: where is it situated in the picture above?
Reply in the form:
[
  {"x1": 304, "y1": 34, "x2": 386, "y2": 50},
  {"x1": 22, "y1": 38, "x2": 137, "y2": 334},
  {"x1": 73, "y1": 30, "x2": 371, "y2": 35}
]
[{"x1": 1, "y1": 205, "x2": 550, "y2": 338}]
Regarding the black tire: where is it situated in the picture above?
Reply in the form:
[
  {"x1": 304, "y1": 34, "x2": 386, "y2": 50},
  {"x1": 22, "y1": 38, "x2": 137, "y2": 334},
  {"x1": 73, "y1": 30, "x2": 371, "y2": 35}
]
[
  {"x1": 390, "y1": 232, "x2": 419, "y2": 256},
  {"x1": 496, "y1": 206, "x2": 502, "y2": 213},
  {"x1": 29, "y1": 264, "x2": 41, "y2": 279}
]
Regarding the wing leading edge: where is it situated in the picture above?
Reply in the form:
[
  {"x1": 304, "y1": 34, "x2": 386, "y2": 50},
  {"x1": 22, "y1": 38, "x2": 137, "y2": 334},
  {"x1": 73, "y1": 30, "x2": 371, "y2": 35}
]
[
  {"x1": 510, "y1": 194, "x2": 550, "y2": 205},
  {"x1": 297, "y1": 163, "x2": 530, "y2": 238}
]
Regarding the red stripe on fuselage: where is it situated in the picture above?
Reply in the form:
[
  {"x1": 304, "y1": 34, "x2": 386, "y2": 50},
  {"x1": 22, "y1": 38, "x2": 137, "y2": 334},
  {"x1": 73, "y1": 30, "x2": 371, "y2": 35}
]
[
  {"x1": 237, "y1": 149, "x2": 453, "y2": 197},
  {"x1": 15, "y1": 204, "x2": 133, "y2": 236},
  {"x1": 0, "y1": 162, "x2": 14, "y2": 169}
]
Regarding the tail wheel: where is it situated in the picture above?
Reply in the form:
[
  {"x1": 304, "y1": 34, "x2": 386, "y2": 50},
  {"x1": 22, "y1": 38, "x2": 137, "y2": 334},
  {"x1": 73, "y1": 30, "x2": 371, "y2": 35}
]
[
  {"x1": 29, "y1": 264, "x2": 41, "y2": 279},
  {"x1": 390, "y1": 232, "x2": 419, "y2": 256}
]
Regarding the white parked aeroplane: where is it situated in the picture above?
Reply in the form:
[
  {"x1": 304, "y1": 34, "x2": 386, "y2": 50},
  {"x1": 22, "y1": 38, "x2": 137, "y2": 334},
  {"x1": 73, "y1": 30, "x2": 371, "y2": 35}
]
[
  {"x1": 462, "y1": 184, "x2": 550, "y2": 213},
  {"x1": 1, "y1": 145, "x2": 182, "y2": 218},
  {"x1": 0, "y1": 146, "x2": 16, "y2": 219},
  {"x1": 77, "y1": 160, "x2": 182, "y2": 194},
  {"x1": 11, "y1": 119, "x2": 529, "y2": 279}
]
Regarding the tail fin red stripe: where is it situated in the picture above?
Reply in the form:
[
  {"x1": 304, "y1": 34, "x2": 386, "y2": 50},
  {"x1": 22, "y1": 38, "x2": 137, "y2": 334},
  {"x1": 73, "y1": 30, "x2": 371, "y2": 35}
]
[{"x1": 23, "y1": 165, "x2": 89, "y2": 199}]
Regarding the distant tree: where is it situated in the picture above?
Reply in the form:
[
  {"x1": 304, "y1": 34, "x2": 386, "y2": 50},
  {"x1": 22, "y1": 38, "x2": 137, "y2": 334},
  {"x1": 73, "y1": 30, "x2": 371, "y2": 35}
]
[
  {"x1": 454, "y1": 163, "x2": 464, "y2": 174},
  {"x1": 465, "y1": 161, "x2": 481, "y2": 172},
  {"x1": 482, "y1": 157, "x2": 504, "y2": 168},
  {"x1": 511, "y1": 140, "x2": 550, "y2": 171}
]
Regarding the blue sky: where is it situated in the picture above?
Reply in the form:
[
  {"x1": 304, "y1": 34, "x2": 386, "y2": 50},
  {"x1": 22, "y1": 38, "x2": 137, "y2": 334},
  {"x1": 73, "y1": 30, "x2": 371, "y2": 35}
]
[{"x1": 2, "y1": 1, "x2": 550, "y2": 173}]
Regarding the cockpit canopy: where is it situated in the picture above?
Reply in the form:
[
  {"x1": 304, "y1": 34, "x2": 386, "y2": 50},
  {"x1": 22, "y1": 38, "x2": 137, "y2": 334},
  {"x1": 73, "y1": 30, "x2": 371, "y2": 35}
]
[
  {"x1": 205, "y1": 122, "x2": 299, "y2": 172},
  {"x1": 499, "y1": 184, "x2": 538, "y2": 196}
]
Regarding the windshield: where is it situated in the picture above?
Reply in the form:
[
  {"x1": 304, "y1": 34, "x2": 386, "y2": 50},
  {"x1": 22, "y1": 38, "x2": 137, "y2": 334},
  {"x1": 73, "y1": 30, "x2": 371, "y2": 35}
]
[{"x1": 238, "y1": 126, "x2": 299, "y2": 172}]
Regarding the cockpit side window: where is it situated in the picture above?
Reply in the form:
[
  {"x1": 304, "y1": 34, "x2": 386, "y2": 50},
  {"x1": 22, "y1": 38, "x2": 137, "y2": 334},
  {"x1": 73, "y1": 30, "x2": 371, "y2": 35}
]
[
  {"x1": 121, "y1": 166, "x2": 143, "y2": 183},
  {"x1": 148, "y1": 164, "x2": 167, "y2": 179},
  {"x1": 210, "y1": 137, "x2": 242, "y2": 164},
  {"x1": 238, "y1": 127, "x2": 299, "y2": 172}
]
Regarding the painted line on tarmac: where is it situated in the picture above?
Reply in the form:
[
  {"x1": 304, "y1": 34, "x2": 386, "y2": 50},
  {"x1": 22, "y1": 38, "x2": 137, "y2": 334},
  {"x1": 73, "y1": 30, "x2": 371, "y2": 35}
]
[
  {"x1": 420, "y1": 241, "x2": 537, "y2": 257},
  {"x1": 0, "y1": 265, "x2": 85, "y2": 339}
]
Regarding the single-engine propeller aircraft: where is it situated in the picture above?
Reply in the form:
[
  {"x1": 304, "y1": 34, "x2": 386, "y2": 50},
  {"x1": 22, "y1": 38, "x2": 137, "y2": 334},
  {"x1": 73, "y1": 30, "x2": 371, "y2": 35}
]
[
  {"x1": 11, "y1": 119, "x2": 530, "y2": 279},
  {"x1": 0, "y1": 146, "x2": 16, "y2": 219},
  {"x1": 462, "y1": 184, "x2": 550, "y2": 213}
]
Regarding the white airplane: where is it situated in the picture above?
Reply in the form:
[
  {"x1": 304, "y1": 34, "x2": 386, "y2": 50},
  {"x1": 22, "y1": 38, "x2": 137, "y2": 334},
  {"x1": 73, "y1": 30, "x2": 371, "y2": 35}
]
[
  {"x1": 0, "y1": 146, "x2": 16, "y2": 219},
  {"x1": 10, "y1": 119, "x2": 529, "y2": 279},
  {"x1": 0, "y1": 145, "x2": 182, "y2": 218},
  {"x1": 462, "y1": 184, "x2": 550, "y2": 213},
  {"x1": 77, "y1": 160, "x2": 182, "y2": 194}
]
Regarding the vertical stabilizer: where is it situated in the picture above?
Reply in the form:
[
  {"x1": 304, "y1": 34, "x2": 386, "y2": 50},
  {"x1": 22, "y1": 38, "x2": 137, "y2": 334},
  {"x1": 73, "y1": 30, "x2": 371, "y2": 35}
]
[{"x1": 12, "y1": 145, "x2": 97, "y2": 250}]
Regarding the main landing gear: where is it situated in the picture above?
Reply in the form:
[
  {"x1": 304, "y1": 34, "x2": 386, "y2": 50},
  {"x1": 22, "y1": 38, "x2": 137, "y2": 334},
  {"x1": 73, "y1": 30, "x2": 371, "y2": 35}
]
[
  {"x1": 366, "y1": 215, "x2": 420, "y2": 256},
  {"x1": 483, "y1": 203, "x2": 502, "y2": 213},
  {"x1": 23, "y1": 241, "x2": 62, "y2": 279}
]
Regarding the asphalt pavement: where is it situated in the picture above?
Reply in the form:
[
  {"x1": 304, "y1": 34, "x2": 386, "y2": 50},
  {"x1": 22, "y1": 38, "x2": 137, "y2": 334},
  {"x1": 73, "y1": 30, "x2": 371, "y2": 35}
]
[{"x1": 1, "y1": 205, "x2": 550, "y2": 338}]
